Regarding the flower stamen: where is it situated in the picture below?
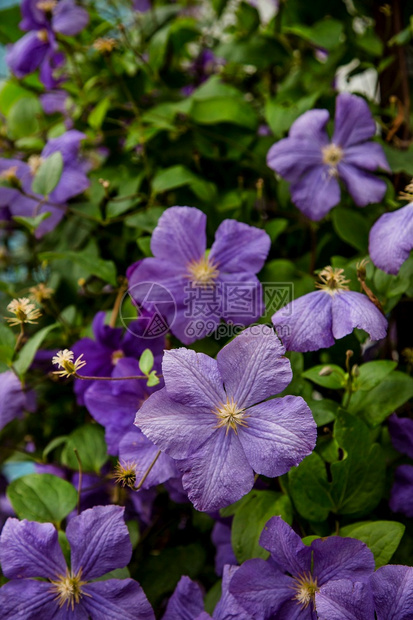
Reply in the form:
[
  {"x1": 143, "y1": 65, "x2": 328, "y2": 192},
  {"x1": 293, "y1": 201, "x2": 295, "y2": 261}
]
[
  {"x1": 52, "y1": 349, "x2": 86, "y2": 378},
  {"x1": 322, "y1": 143, "x2": 344, "y2": 170},
  {"x1": 213, "y1": 396, "x2": 248, "y2": 434},
  {"x1": 50, "y1": 569, "x2": 90, "y2": 611},
  {"x1": 187, "y1": 255, "x2": 219, "y2": 287},
  {"x1": 315, "y1": 266, "x2": 350, "y2": 295},
  {"x1": 6, "y1": 298, "x2": 42, "y2": 326},
  {"x1": 291, "y1": 572, "x2": 319, "y2": 609}
]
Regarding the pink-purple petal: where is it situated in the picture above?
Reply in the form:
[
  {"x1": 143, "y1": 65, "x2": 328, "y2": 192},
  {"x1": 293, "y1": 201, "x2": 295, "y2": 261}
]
[
  {"x1": 237, "y1": 396, "x2": 316, "y2": 477},
  {"x1": 209, "y1": 219, "x2": 270, "y2": 274},
  {"x1": 135, "y1": 388, "x2": 217, "y2": 459},
  {"x1": 272, "y1": 290, "x2": 334, "y2": 353},
  {"x1": 290, "y1": 166, "x2": 341, "y2": 221},
  {"x1": 82, "y1": 579, "x2": 155, "y2": 620},
  {"x1": 150, "y1": 206, "x2": 206, "y2": 266},
  {"x1": 337, "y1": 162, "x2": 387, "y2": 206},
  {"x1": 216, "y1": 325, "x2": 292, "y2": 408},
  {"x1": 331, "y1": 291, "x2": 387, "y2": 341},
  {"x1": 177, "y1": 430, "x2": 254, "y2": 511},
  {"x1": 162, "y1": 349, "x2": 225, "y2": 408},
  {"x1": 332, "y1": 93, "x2": 376, "y2": 148},
  {"x1": 369, "y1": 203, "x2": 413, "y2": 275},
  {"x1": 0, "y1": 518, "x2": 66, "y2": 580},
  {"x1": 259, "y1": 516, "x2": 311, "y2": 576},
  {"x1": 371, "y1": 565, "x2": 413, "y2": 620},
  {"x1": 67, "y1": 505, "x2": 132, "y2": 580}
]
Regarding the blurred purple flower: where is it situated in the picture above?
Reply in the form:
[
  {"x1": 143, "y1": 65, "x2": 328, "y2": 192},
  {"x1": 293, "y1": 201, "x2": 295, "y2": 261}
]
[
  {"x1": 133, "y1": 0, "x2": 151, "y2": 12},
  {"x1": 7, "y1": 0, "x2": 89, "y2": 88},
  {"x1": 229, "y1": 516, "x2": 375, "y2": 619},
  {"x1": 0, "y1": 130, "x2": 89, "y2": 237},
  {"x1": 211, "y1": 521, "x2": 237, "y2": 576},
  {"x1": 371, "y1": 565, "x2": 413, "y2": 620},
  {"x1": 369, "y1": 203, "x2": 413, "y2": 275},
  {"x1": 0, "y1": 370, "x2": 35, "y2": 432},
  {"x1": 163, "y1": 566, "x2": 250, "y2": 620},
  {"x1": 0, "y1": 505, "x2": 154, "y2": 619},
  {"x1": 267, "y1": 93, "x2": 389, "y2": 220},
  {"x1": 127, "y1": 206, "x2": 271, "y2": 344},
  {"x1": 272, "y1": 266, "x2": 388, "y2": 352},
  {"x1": 72, "y1": 310, "x2": 165, "y2": 406},
  {"x1": 135, "y1": 326, "x2": 316, "y2": 511},
  {"x1": 388, "y1": 415, "x2": 413, "y2": 517}
]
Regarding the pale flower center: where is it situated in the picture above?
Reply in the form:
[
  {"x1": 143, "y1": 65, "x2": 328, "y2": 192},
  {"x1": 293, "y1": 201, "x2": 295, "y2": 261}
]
[
  {"x1": 93, "y1": 38, "x2": 117, "y2": 54},
  {"x1": 187, "y1": 255, "x2": 219, "y2": 286},
  {"x1": 322, "y1": 143, "x2": 343, "y2": 169},
  {"x1": 37, "y1": 29, "x2": 49, "y2": 42},
  {"x1": 111, "y1": 349, "x2": 124, "y2": 365},
  {"x1": 213, "y1": 396, "x2": 248, "y2": 434},
  {"x1": 315, "y1": 266, "x2": 350, "y2": 296},
  {"x1": 50, "y1": 569, "x2": 89, "y2": 610},
  {"x1": 292, "y1": 572, "x2": 319, "y2": 609},
  {"x1": 28, "y1": 155, "x2": 44, "y2": 176},
  {"x1": 36, "y1": 0, "x2": 57, "y2": 12}
]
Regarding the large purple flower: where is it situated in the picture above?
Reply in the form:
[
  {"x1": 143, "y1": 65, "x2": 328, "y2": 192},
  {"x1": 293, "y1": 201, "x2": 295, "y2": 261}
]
[
  {"x1": 0, "y1": 505, "x2": 154, "y2": 619},
  {"x1": 0, "y1": 371, "x2": 35, "y2": 432},
  {"x1": 272, "y1": 266, "x2": 387, "y2": 352},
  {"x1": 267, "y1": 93, "x2": 389, "y2": 220},
  {"x1": 72, "y1": 310, "x2": 165, "y2": 406},
  {"x1": 7, "y1": 0, "x2": 89, "y2": 88},
  {"x1": 127, "y1": 206, "x2": 271, "y2": 344},
  {"x1": 135, "y1": 326, "x2": 316, "y2": 511},
  {"x1": 0, "y1": 130, "x2": 89, "y2": 237},
  {"x1": 163, "y1": 566, "x2": 250, "y2": 620},
  {"x1": 229, "y1": 516, "x2": 375, "y2": 619},
  {"x1": 369, "y1": 203, "x2": 413, "y2": 275},
  {"x1": 371, "y1": 565, "x2": 413, "y2": 620}
]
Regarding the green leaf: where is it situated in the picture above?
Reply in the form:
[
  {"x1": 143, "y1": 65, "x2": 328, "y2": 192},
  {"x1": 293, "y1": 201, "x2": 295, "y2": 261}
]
[
  {"x1": 265, "y1": 218, "x2": 288, "y2": 242},
  {"x1": 381, "y1": 143, "x2": 413, "y2": 176},
  {"x1": 12, "y1": 212, "x2": 51, "y2": 234},
  {"x1": 13, "y1": 323, "x2": 58, "y2": 376},
  {"x1": 285, "y1": 19, "x2": 344, "y2": 50},
  {"x1": 190, "y1": 97, "x2": 258, "y2": 130},
  {"x1": 146, "y1": 370, "x2": 160, "y2": 387},
  {"x1": 61, "y1": 424, "x2": 108, "y2": 474},
  {"x1": 139, "y1": 349, "x2": 154, "y2": 375},
  {"x1": 265, "y1": 91, "x2": 321, "y2": 138},
  {"x1": 308, "y1": 398, "x2": 338, "y2": 426},
  {"x1": 31, "y1": 152, "x2": 63, "y2": 196},
  {"x1": 149, "y1": 25, "x2": 170, "y2": 71},
  {"x1": 38, "y1": 251, "x2": 117, "y2": 286},
  {"x1": 354, "y1": 361, "x2": 397, "y2": 391},
  {"x1": 340, "y1": 521, "x2": 405, "y2": 568},
  {"x1": 231, "y1": 490, "x2": 293, "y2": 563},
  {"x1": 302, "y1": 365, "x2": 346, "y2": 389},
  {"x1": 7, "y1": 474, "x2": 77, "y2": 524},
  {"x1": 348, "y1": 371, "x2": 413, "y2": 426},
  {"x1": 152, "y1": 165, "x2": 217, "y2": 202},
  {"x1": 289, "y1": 452, "x2": 333, "y2": 522},
  {"x1": 7, "y1": 96, "x2": 41, "y2": 139},
  {"x1": 0, "y1": 323, "x2": 16, "y2": 366},
  {"x1": 88, "y1": 96, "x2": 111, "y2": 130},
  {"x1": 332, "y1": 207, "x2": 370, "y2": 252}
]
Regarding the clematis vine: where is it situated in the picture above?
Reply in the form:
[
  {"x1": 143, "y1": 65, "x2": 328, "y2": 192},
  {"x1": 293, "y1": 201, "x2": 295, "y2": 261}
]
[
  {"x1": 272, "y1": 265, "x2": 388, "y2": 352},
  {"x1": 127, "y1": 206, "x2": 271, "y2": 344},
  {"x1": 135, "y1": 326, "x2": 316, "y2": 511},
  {"x1": 369, "y1": 202, "x2": 413, "y2": 275},
  {"x1": 7, "y1": 0, "x2": 89, "y2": 88},
  {"x1": 0, "y1": 130, "x2": 89, "y2": 237},
  {"x1": 0, "y1": 505, "x2": 154, "y2": 619},
  {"x1": 229, "y1": 516, "x2": 375, "y2": 619},
  {"x1": 267, "y1": 92, "x2": 389, "y2": 220}
]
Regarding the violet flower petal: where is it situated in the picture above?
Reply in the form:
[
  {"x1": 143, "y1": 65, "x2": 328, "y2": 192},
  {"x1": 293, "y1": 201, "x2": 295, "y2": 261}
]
[
  {"x1": 371, "y1": 565, "x2": 413, "y2": 620},
  {"x1": 82, "y1": 579, "x2": 155, "y2": 620},
  {"x1": 332, "y1": 93, "x2": 376, "y2": 148},
  {"x1": 337, "y1": 162, "x2": 387, "y2": 206},
  {"x1": 369, "y1": 203, "x2": 413, "y2": 275},
  {"x1": 209, "y1": 219, "x2": 270, "y2": 274},
  {"x1": 316, "y1": 579, "x2": 375, "y2": 620},
  {"x1": 162, "y1": 575, "x2": 204, "y2": 620},
  {"x1": 150, "y1": 206, "x2": 206, "y2": 266},
  {"x1": 331, "y1": 290, "x2": 387, "y2": 341}
]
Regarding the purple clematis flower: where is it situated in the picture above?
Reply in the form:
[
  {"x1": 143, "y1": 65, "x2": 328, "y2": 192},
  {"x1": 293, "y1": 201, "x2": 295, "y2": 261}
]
[
  {"x1": 229, "y1": 516, "x2": 375, "y2": 619},
  {"x1": 133, "y1": 0, "x2": 151, "y2": 11},
  {"x1": 369, "y1": 202, "x2": 413, "y2": 275},
  {"x1": 272, "y1": 266, "x2": 387, "y2": 352},
  {"x1": 211, "y1": 521, "x2": 237, "y2": 576},
  {"x1": 72, "y1": 310, "x2": 164, "y2": 406},
  {"x1": 315, "y1": 579, "x2": 375, "y2": 620},
  {"x1": 267, "y1": 93, "x2": 389, "y2": 220},
  {"x1": 370, "y1": 565, "x2": 413, "y2": 620},
  {"x1": 135, "y1": 326, "x2": 316, "y2": 511},
  {"x1": 388, "y1": 414, "x2": 413, "y2": 517},
  {"x1": 127, "y1": 206, "x2": 271, "y2": 344},
  {"x1": 163, "y1": 566, "x2": 250, "y2": 620},
  {"x1": 7, "y1": 0, "x2": 89, "y2": 88},
  {"x1": 0, "y1": 130, "x2": 89, "y2": 237},
  {"x1": 0, "y1": 370, "x2": 35, "y2": 432},
  {"x1": 0, "y1": 505, "x2": 154, "y2": 619}
]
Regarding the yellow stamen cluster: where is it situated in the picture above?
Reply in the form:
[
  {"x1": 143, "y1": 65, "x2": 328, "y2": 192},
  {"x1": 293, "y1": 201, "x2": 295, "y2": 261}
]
[
  {"x1": 28, "y1": 155, "x2": 44, "y2": 176},
  {"x1": 37, "y1": 29, "x2": 49, "y2": 43},
  {"x1": 315, "y1": 266, "x2": 350, "y2": 295},
  {"x1": 292, "y1": 572, "x2": 319, "y2": 609},
  {"x1": 50, "y1": 569, "x2": 89, "y2": 611},
  {"x1": 213, "y1": 396, "x2": 248, "y2": 434},
  {"x1": 93, "y1": 38, "x2": 117, "y2": 54},
  {"x1": 111, "y1": 349, "x2": 124, "y2": 365},
  {"x1": 29, "y1": 283, "x2": 54, "y2": 304},
  {"x1": 399, "y1": 179, "x2": 413, "y2": 201},
  {"x1": 36, "y1": 0, "x2": 57, "y2": 12},
  {"x1": 321, "y1": 143, "x2": 344, "y2": 175},
  {"x1": 187, "y1": 255, "x2": 219, "y2": 287},
  {"x1": 6, "y1": 298, "x2": 42, "y2": 326},
  {"x1": 0, "y1": 166, "x2": 19, "y2": 185},
  {"x1": 52, "y1": 349, "x2": 86, "y2": 378},
  {"x1": 113, "y1": 461, "x2": 137, "y2": 488}
]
